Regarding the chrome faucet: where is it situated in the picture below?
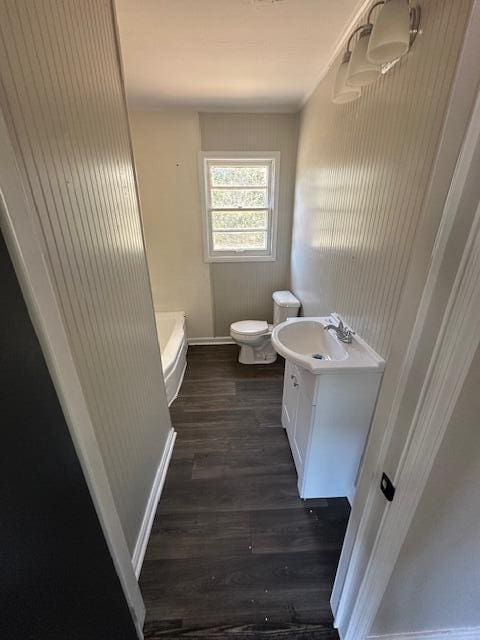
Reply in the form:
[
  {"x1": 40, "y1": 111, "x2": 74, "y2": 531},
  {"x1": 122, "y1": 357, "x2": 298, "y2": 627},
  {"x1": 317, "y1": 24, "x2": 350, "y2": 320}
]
[{"x1": 324, "y1": 318, "x2": 355, "y2": 344}]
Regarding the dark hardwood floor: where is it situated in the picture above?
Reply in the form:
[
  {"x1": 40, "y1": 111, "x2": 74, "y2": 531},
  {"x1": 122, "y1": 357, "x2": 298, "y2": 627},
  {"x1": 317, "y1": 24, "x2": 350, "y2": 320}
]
[{"x1": 141, "y1": 345, "x2": 350, "y2": 639}]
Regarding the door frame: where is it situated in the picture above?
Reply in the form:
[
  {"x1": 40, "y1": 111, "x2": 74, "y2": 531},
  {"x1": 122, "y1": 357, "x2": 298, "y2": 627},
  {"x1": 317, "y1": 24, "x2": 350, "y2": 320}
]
[
  {"x1": 332, "y1": 16, "x2": 480, "y2": 638},
  {"x1": 0, "y1": 113, "x2": 146, "y2": 637},
  {"x1": 342, "y1": 150, "x2": 480, "y2": 640}
]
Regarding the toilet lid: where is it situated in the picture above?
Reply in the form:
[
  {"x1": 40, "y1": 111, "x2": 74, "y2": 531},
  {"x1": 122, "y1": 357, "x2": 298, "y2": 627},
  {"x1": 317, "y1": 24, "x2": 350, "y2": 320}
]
[{"x1": 231, "y1": 320, "x2": 269, "y2": 336}]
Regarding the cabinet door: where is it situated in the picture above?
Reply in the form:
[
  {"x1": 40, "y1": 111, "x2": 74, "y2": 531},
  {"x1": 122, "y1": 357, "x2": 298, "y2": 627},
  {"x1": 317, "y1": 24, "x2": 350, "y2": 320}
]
[
  {"x1": 282, "y1": 360, "x2": 300, "y2": 434},
  {"x1": 292, "y1": 383, "x2": 313, "y2": 476}
]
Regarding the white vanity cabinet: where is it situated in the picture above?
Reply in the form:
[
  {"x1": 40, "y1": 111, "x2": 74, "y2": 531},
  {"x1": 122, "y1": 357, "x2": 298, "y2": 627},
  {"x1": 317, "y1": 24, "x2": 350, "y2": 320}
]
[{"x1": 282, "y1": 359, "x2": 382, "y2": 501}]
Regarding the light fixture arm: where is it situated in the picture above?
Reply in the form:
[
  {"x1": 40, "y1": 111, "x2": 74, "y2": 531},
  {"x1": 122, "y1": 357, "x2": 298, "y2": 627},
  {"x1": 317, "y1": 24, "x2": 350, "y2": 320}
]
[
  {"x1": 346, "y1": 24, "x2": 371, "y2": 54},
  {"x1": 367, "y1": 1, "x2": 385, "y2": 24},
  {"x1": 407, "y1": 3, "x2": 421, "y2": 47},
  {"x1": 343, "y1": 1, "x2": 385, "y2": 56}
]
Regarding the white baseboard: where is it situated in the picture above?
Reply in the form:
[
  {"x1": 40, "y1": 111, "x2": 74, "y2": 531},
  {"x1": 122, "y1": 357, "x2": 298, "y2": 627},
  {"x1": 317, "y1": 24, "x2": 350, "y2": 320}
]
[
  {"x1": 188, "y1": 336, "x2": 234, "y2": 345},
  {"x1": 131, "y1": 427, "x2": 176, "y2": 578},
  {"x1": 369, "y1": 628, "x2": 480, "y2": 640}
]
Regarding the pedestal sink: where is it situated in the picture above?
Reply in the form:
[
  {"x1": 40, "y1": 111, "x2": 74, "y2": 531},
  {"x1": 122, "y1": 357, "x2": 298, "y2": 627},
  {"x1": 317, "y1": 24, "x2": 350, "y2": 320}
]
[{"x1": 270, "y1": 315, "x2": 385, "y2": 501}]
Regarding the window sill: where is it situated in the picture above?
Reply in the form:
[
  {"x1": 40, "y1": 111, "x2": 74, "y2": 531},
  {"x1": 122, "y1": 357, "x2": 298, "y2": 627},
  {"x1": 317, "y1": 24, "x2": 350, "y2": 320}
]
[{"x1": 205, "y1": 254, "x2": 277, "y2": 263}]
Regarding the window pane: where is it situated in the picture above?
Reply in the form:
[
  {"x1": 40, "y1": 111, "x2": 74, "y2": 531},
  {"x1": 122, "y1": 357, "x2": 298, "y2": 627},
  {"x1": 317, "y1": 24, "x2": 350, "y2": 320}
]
[
  {"x1": 212, "y1": 210, "x2": 268, "y2": 230},
  {"x1": 213, "y1": 231, "x2": 267, "y2": 251},
  {"x1": 210, "y1": 165, "x2": 268, "y2": 187},
  {"x1": 211, "y1": 188, "x2": 267, "y2": 209}
]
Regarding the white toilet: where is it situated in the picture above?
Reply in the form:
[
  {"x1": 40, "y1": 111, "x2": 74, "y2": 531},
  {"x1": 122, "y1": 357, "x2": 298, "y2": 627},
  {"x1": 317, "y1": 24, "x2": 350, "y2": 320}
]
[{"x1": 230, "y1": 290, "x2": 301, "y2": 365}]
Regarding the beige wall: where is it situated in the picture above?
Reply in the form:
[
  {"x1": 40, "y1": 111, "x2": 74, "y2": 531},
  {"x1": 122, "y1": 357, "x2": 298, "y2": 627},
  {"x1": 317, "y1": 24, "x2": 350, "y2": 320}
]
[
  {"x1": 129, "y1": 110, "x2": 214, "y2": 338},
  {"x1": 291, "y1": 0, "x2": 472, "y2": 359},
  {"x1": 131, "y1": 111, "x2": 299, "y2": 337},
  {"x1": 372, "y1": 344, "x2": 480, "y2": 634},
  {"x1": 0, "y1": 0, "x2": 172, "y2": 552},
  {"x1": 199, "y1": 113, "x2": 299, "y2": 335}
]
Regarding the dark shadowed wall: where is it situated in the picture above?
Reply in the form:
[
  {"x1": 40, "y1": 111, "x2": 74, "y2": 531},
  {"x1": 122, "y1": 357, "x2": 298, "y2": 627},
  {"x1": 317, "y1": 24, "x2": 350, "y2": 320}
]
[{"x1": 0, "y1": 230, "x2": 138, "y2": 640}]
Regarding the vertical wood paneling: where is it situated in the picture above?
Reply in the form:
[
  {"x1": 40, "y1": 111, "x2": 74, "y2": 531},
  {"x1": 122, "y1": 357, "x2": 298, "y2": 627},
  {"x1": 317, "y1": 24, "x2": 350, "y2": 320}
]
[
  {"x1": 199, "y1": 113, "x2": 299, "y2": 335},
  {"x1": 0, "y1": 0, "x2": 172, "y2": 551},
  {"x1": 291, "y1": 0, "x2": 472, "y2": 358}
]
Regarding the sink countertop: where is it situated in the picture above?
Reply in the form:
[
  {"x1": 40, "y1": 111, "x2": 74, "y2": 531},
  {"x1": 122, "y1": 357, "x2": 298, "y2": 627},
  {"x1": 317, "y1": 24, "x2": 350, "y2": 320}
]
[{"x1": 271, "y1": 316, "x2": 385, "y2": 374}]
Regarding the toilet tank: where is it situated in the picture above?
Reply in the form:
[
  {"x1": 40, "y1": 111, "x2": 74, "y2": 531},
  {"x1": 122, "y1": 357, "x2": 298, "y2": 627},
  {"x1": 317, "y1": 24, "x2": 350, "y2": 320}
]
[{"x1": 272, "y1": 290, "x2": 301, "y2": 326}]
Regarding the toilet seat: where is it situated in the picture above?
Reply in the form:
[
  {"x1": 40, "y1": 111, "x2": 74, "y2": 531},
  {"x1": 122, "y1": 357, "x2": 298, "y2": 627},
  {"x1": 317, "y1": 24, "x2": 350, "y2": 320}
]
[{"x1": 230, "y1": 320, "x2": 269, "y2": 337}]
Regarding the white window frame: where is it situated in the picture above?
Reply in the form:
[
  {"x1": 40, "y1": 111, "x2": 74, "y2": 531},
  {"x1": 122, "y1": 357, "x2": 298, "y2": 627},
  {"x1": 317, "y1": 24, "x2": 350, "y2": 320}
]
[{"x1": 198, "y1": 151, "x2": 280, "y2": 262}]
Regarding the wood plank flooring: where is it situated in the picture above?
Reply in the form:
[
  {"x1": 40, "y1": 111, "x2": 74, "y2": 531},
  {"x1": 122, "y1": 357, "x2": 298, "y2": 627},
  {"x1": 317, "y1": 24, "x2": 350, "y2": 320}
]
[{"x1": 141, "y1": 345, "x2": 350, "y2": 639}]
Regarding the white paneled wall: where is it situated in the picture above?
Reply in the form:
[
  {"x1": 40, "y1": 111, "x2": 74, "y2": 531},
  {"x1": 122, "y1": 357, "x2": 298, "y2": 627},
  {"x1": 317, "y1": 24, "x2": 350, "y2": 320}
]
[
  {"x1": 291, "y1": 0, "x2": 472, "y2": 358},
  {"x1": 0, "y1": 0, "x2": 171, "y2": 551},
  {"x1": 199, "y1": 113, "x2": 299, "y2": 335}
]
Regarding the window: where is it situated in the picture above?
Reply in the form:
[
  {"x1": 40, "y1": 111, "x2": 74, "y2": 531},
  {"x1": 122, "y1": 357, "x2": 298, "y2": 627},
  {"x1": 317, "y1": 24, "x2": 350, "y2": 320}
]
[{"x1": 199, "y1": 152, "x2": 280, "y2": 262}]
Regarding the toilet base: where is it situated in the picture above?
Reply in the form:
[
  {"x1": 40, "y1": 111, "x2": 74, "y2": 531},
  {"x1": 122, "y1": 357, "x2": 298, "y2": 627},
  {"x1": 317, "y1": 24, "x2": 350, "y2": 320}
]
[{"x1": 238, "y1": 343, "x2": 277, "y2": 365}]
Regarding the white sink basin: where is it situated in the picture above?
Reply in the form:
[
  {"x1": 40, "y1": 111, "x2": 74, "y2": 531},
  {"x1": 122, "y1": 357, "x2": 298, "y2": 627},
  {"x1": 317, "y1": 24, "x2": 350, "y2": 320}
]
[{"x1": 271, "y1": 316, "x2": 385, "y2": 374}]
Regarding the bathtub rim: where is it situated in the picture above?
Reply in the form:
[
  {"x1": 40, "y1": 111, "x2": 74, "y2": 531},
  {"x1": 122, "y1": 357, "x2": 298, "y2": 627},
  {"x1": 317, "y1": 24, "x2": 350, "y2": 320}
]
[{"x1": 155, "y1": 311, "x2": 187, "y2": 406}]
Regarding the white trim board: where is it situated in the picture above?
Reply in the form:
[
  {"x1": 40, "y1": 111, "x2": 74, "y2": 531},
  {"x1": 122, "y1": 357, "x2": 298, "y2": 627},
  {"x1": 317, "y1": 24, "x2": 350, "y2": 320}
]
[
  {"x1": 340, "y1": 127, "x2": 480, "y2": 640},
  {"x1": 132, "y1": 428, "x2": 176, "y2": 578},
  {"x1": 369, "y1": 628, "x2": 480, "y2": 640},
  {"x1": 188, "y1": 336, "x2": 234, "y2": 345}
]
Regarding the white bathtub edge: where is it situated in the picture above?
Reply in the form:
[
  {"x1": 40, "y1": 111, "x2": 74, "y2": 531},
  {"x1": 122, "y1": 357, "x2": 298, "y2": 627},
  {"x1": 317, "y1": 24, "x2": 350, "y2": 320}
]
[
  {"x1": 167, "y1": 359, "x2": 187, "y2": 407},
  {"x1": 156, "y1": 311, "x2": 187, "y2": 405}
]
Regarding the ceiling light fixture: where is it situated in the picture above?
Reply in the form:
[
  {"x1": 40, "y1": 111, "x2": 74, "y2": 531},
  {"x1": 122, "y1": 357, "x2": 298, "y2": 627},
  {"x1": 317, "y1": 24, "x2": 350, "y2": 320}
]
[{"x1": 332, "y1": 0, "x2": 421, "y2": 104}]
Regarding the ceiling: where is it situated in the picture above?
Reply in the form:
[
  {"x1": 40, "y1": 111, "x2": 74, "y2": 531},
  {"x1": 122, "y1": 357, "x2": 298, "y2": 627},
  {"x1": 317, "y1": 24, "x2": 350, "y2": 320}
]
[{"x1": 116, "y1": 0, "x2": 365, "y2": 112}]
